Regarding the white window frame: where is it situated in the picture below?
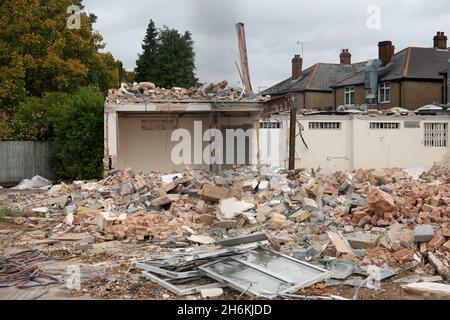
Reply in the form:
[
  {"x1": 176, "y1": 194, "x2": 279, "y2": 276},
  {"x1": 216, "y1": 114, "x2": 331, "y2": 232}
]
[
  {"x1": 369, "y1": 122, "x2": 400, "y2": 130},
  {"x1": 378, "y1": 82, "x2": 390, "y2": 103},
  {"x1": 424, "y1": 123, "x2": 448, "y2": 147},
  {"x1": 344, "y1": 86, "x2": 355, "y2": 106},
  {"x1": 309, "y1": 122, "x2": 341, "y2": 130}
]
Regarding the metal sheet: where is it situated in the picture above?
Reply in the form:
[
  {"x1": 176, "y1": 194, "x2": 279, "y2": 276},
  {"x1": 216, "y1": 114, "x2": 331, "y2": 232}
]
[
  {"x1": 200, "y1": 248, "x2": 330, "y2": 298},
  {"x1": 134, "y1": 262, "x2": 203, "y2": 279},
  {"x1": 142, "y1": 271, "x2": 226, "y2": 296},
  {"x1": 215, "y1": 232, "x2": 268, "y2": 247}
]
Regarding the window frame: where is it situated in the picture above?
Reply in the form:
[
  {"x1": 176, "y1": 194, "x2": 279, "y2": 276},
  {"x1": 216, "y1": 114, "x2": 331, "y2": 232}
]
[
  {"x1": 424, "y1": 122, "x2": 448, "y2": 148},
  {"x1": 378, "y1": 82, "x2": 390, "y2": 104},
  {"x1": 344, "y1": 86, "x2": 355, "y2": 106}
]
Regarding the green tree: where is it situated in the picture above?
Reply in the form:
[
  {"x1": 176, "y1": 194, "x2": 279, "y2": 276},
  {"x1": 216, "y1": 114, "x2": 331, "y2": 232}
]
[
  {"x1": 49, "y1": 87, "x2": 104, "y2": 180},
  {"x1": 0, "y1": 0, "x2": 115, "y2": 114},
  {"x1": 135, "y1": 19, "x2": 159, "y2": 83},
  {"x1": 135, "y1": 21, "x2": 199, "y2": 88}
]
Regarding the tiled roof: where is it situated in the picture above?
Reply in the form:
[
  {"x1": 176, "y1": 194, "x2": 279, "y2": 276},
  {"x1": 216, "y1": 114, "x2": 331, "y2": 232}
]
[
  {"x1": 262, "y1": 62, "x2": 366, "y2": 96},
  {"x1": 333, "y1": 47, "x2": 450, "y2": 87}
]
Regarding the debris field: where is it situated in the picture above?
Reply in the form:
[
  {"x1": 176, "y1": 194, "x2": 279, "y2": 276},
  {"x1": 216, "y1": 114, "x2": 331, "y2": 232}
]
[{"x1": 0, "y1": 164, "x2": 449, "y2": 300}]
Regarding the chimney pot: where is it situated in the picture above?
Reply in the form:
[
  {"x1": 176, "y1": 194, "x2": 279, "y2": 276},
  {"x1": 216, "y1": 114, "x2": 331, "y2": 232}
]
[
  {"x1": 340, "y1": 49, "x2": 352, "y2": 65},
  {"x1": 434, "y1": 31, "x2": 448, "y2": 49},
  {"x1": 378, "y1": 41, "x2": 395, "y2": 65},
  {"x1": 292, "y1": 54, "x2": 303, "y2": 79}
]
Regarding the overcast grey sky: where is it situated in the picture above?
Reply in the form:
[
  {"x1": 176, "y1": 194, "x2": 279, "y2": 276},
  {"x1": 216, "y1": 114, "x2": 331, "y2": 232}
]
[{"x1": 84, "y1": 0, "x2": 450, "y2": 90}]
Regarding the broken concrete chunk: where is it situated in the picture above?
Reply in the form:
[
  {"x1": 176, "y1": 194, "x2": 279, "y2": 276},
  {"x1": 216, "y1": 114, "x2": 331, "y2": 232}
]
[
  {"x1": 195, "y1": 200, "x2": 208, "y2": 214},
  {"x1": 218, "y1": 198, "x2": 255, "y2": 220},
  {"x1": 414, "y1": 224, "x2": 434, "y2": 242},
  {"x1": 428, "y1": 252, "x2": 450, "y2": 280},
  {"x1": 345, "y1": 232, "x2": 380, "y2": 250},
  {"x1": 270, "y1": 212, "x2": 286, "y2": 230},
  {"x1": 327, "y1": 232, "x2": 353, "y2": 254},
  {"x1": 200, "y1": 288, "x2": 224, "y2": 298},
  {"x1": 187, "y1": 235, "x2": 215, "y2": 245},
  {"x1": 119, "y1": 182, "x2": 134, "y2": 196},
  {"x1": 402, "y1": 282, "x2": 450, "y2": 300},
  {"x1": 288, "y1": 210, "x2": 311, "y2": 223},
  {"x1": 153, "y1": 194, "x2": 181, "y2": 206},
  {"x1": 200, "y1": 184, "x2": 233, "y2": 202},
  {"x1": 302, "y1": 197, "x2": 319, "y2": 211},
  {"x1": 161, "y1": 173, "x2": 183, "y2": 184}
]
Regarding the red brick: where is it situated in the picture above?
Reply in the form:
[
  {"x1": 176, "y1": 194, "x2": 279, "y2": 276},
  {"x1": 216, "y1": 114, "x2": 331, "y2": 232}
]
[{"x1": 427, "y1": 235, "x2": 445, "y2": 250}]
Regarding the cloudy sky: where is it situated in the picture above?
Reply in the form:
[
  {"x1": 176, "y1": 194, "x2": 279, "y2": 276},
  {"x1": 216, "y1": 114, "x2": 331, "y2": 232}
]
[{"x1": 84, "y1": 0, "x2": 450, "y2": 90}]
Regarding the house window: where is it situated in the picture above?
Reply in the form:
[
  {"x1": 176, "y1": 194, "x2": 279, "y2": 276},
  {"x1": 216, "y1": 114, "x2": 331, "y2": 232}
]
[
  {"x1": 369, "y1": 122, "x2": 400, "y2": 129},
  {"x1": 424, "y1": 123, "x2": 447, "y2": 147},
  {"x1": 378, "y1": 82, "x2": 390, "y2": 103},
  {"x1": 260, "y1": 122, "x2": 282, "y2": 129},
  {"x1": 309, "y1": 122, "x2": 341, "y2": 130},
  {"x1": 344, "y1": 86, "x2": 355, "y2": 106}
]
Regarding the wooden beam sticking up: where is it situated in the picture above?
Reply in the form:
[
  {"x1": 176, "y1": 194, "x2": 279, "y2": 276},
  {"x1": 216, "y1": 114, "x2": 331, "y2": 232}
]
[{"x1": 236, "y1": 23, "x2": 253, "y2": 95}]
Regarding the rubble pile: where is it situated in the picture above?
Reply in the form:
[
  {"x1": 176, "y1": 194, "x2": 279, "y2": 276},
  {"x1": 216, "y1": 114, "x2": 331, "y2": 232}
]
[
  {"x1": 106, "y1": 80, "x2": 267, "y2": 103},
  {"x1": 1, "y1": 164, "x2": 450, "y2": 299}
]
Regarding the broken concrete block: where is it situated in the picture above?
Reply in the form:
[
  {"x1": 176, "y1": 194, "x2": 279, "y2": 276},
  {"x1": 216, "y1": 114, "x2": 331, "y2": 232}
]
[
  {"x1": 200, "y1": 288, "x2": 224, "y2": 298},
  {"x1": 119, "y1": 182, "x2": 134, "y2": 196},
  {"x1": 200, "y1": 184, "x2": 233, "y2": 202},
  {"x1": 161, "y1": 173, "x2": 183, "y2": 184},
  {"x1": 288, "y1": 210, "x2": 311, "y2": 223},
  {"x1": 187, "y1": 235, "x2": 215, "y2": 245},
  {"x1": 217, "y1": 198, "x2": 255, "y2": 220},
  {"x1": 421, "y1": 276, "x2": 443, "y2": 283},
  {"x1": 270, "y1": 212, "x2": 286, "y2": 230},
  {"x1": 302, "y1": 197, "x2": 319, "y2": 211},
  {"x1": 258, "y1": 180, "x2": 269, "y2": 191},
  {"x1": 327, "y1": 232, "x2": 353, "y2": 254},
  {"x1": 153, "y1": 194, "x2": 181, "y2": 206},
  {"x1": 195, "y1": 200, "x2": 208, "y2": 214},
  {"x1": 402, "y1": 282, "x2": 450, "y2": 300},
  {"x1": 428, "y1": 252, "x2": 450, "y2": 280},
  {"x1": 345, "y1": 232, "x2": 380, "y2": 250},
  {"x1": 195, "y1": 214, "x2": 216, "y2": 225},
  {"x1": 414, "y1": 224, "x2": 434, "y2": 242}
]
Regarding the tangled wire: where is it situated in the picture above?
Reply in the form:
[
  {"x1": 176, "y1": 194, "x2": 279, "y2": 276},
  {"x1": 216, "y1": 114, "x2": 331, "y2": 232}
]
[{"x1": 0, "y1": 250, "x2": 59, "y2": 288}]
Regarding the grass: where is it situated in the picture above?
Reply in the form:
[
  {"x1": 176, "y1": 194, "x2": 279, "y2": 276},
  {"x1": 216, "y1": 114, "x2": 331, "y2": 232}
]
[{"x1": 0, "y1": 207, "x2": 20, "y2": 221}]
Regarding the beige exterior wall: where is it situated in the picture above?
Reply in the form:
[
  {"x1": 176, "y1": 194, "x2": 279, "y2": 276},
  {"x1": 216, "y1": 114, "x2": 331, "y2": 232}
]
[
  {"x1": 288, "y1": 115, "x2": 450, "y2": 172},
  {"x1": 116, "y1": 115, "x2": 259, "y2": 173}
]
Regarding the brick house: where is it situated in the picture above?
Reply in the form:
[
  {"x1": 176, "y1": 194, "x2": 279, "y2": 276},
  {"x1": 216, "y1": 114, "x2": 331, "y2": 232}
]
[
  {"x1": 332, "y1": 32, "x2": 450, "y2": 110},
  {"x1": 261, "y1": 50, "x2": 365, "y2": 110}
]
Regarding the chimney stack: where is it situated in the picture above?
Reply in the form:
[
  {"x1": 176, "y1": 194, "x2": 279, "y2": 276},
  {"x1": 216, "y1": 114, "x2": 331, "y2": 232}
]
[
  {"x1": 292, "y1": 54, "x2": 303, "y2": 79},
  {"x1": 378, "y1": 41, "x2": 395, "y2": 65},
  {"x1": 340, "y1": 49, "x2": 352, "y2": 65},
  {"x1": 434, "y1": 31, "x2": 448, "y2": 49}
]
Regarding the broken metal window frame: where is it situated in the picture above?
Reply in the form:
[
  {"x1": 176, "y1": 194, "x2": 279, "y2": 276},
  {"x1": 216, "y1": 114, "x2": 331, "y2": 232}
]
[
  {"x1": 199, "y1": 247, "x2": 330, "y2": 299},
  {"x1": 141, "y1": 271, "x2": 226, "y2": 296},
  {"x1": 135, "y1": 262, "x2": 203, "y2": 279}
]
